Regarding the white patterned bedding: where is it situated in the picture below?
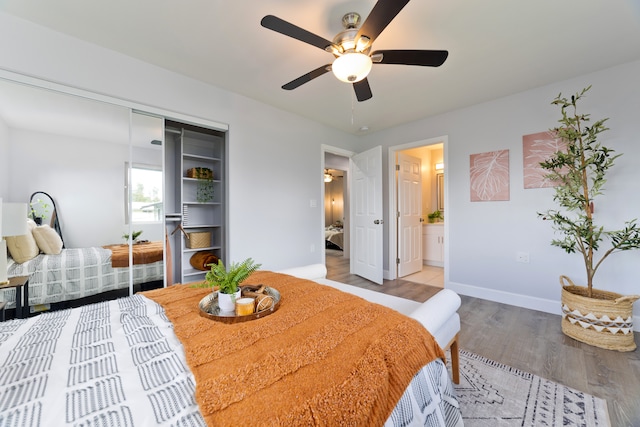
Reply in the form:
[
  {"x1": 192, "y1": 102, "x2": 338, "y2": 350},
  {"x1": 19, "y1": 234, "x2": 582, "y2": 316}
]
[
  {"x1": 0, "y1": 295, "x2": 464, "y2": 427},
  {"x1": 3, "y1": 247, "x2": 164, "y2": 308}
]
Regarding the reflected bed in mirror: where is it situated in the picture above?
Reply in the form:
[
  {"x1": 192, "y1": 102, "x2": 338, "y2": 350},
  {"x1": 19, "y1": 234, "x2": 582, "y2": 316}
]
[{"x1": 3, "y1": 244, "x2": 164, "y2": 316}]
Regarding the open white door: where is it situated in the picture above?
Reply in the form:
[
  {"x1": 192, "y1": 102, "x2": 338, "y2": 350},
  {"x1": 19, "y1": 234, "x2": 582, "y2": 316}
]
[
  {"x1": 397, "y1": 152, "x2": 423, "y2": 277},
  {"x1": 350, "y1": 146, "x2": 383, "y2": 284}
]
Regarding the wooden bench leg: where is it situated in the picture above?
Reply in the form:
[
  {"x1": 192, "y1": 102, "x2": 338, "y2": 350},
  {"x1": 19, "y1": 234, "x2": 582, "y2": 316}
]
[{"x1": 450, "y1": 333, "x2": 460, "y2": 384}]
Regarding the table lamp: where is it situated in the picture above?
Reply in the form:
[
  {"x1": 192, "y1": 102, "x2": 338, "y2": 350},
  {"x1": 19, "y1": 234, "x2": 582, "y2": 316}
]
[{"x1": 1, "y1": 199, "x2": 28, "y2": 285}]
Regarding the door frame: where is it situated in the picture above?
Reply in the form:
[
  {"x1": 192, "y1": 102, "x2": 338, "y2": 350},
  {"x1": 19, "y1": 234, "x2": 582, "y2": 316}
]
[
  {"x1": 387, "y1": 135, "x2": 449, "y2": 280},
  {"x1": 321, "y1": 144, "x2": 355, "y2": 266}
]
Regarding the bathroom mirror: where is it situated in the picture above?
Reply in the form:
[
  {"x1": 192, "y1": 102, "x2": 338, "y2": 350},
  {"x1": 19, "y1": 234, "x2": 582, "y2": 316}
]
[{"x1": 436, "y1": 173, "x2": 444, "y2": 212}]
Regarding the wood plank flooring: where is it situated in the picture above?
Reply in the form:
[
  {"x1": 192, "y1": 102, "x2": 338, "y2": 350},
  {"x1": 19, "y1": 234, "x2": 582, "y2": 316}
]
[{"x1": 325, "y1": 252, "x2": 640, "y2": 427}]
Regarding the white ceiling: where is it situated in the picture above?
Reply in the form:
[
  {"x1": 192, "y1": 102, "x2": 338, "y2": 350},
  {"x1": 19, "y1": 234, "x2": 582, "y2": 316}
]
[
  {"x1": 2, "y1": 0, "x2": 640, "y2": 135},
  {"x1": 0, "y1": 79, "x2": 164, "y2": 146}
]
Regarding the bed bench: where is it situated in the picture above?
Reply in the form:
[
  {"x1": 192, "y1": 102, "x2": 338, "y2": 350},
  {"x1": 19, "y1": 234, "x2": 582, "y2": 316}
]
[{"x1": 277, "y1": 263, "x2": 461, "y2": 383}]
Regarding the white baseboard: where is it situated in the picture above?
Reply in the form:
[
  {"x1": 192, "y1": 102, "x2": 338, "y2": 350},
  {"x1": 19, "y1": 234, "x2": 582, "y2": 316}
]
[{"x1": 447, "y1": 281, "x2": 640, "y2": 332}]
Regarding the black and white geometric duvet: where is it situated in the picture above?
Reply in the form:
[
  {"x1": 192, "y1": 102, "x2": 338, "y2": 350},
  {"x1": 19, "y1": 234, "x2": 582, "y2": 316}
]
[
  {"x1": 0, "y1": 295, "x2": 463, "y2": 426},
  {"x1": 3, "y1": 247, "x2": 164, "y2": 308}
]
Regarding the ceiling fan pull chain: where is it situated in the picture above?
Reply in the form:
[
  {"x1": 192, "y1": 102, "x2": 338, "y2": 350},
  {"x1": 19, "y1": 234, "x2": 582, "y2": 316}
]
[{"x1": 351, "y1": 91, "x2": 355, "y2": 125}]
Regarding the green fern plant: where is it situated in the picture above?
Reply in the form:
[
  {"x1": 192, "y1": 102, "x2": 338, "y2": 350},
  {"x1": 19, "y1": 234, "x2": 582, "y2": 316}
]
[
  {"x1": 122, "y1": 230, "x2": 143, "y2": 243},
  {"x1": 193, "y1": 258, "x2": 261, "y2": 294},
  {"x1": 538, "y1": 86, "x2": 640, "y2": 297}
]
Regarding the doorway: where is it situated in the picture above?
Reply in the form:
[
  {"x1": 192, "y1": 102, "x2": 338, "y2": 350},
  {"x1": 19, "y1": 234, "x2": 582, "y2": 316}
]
[
  {"x1": 322, "y1": 148, "x2": 353, "y2": 267},
  {"x1": 389, "y1": 137, "x2": 446, "y2": 288}
]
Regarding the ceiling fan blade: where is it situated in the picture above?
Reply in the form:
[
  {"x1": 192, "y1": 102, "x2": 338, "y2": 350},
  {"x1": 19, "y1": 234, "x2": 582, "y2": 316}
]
[
  {"x1": 353, "y1": 79, "x2": 373, "y2": 102},
  {"x1": 372, "y1": 50, "x2": 449, "y2": 67},
  {"x1": 282, "y1": 65, "x2": 332, "y2": 90},
  {"x1": 261, "y1": 15, "x2": 333, "y2": 51},
  {"x1": 356, "y1": 0, "x2": 410, "y2": 45}
]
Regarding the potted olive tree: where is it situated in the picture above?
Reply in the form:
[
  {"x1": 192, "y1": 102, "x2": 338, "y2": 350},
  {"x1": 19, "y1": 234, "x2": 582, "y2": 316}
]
[
  {"x1": 194, "y1": 258, "x2": 261, "y2": 312},
  {"x1": 539, "y1": 86, "x2": 640, "y2": 351}
]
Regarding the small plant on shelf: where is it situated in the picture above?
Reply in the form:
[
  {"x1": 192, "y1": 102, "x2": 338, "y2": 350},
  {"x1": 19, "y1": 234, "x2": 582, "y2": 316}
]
[
  {"x1": 122, "y1": 230, "x2": 143, "y2": 243},
  {"x1": 189, "y1": 167, "x2": 214, "y2": 203},
  {"x1": 197, "y1": 177, "x2": 214, "y2": 203}
]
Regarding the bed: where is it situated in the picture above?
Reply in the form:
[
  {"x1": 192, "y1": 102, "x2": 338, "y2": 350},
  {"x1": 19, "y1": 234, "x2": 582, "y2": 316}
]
[
  {"x1": 0, "y1": 270, "x2": 463, "y2": 426},
  {"x1": 2, "y1": 246, "x2": 164, "y2": 311},
  {"x1": 325, "y1": 225, "x2": 344, "y2": 250}
]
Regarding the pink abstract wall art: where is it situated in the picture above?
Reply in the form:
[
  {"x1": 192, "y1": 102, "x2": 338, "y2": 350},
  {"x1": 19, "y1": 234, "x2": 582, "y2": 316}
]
[
  {"x1": 470, "y1": 149, "x2": 510, "y2": 201},
  {"x1": 522, "y1": 131, "x2": 567, "y2": 188}
]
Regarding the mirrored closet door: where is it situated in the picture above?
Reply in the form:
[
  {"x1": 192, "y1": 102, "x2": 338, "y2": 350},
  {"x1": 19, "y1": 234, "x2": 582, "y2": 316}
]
[
  {"x1": 0, "y1": 73, "x2": 228, "y2": 317},
  {"x1": 0, "y1": 76, "x2": 164, "y2": 314}
]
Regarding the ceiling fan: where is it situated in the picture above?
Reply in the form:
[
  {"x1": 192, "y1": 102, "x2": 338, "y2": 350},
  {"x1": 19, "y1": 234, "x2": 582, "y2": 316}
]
[{"x1": 260, "y1": 0, "x2": 448, "y2": 102}]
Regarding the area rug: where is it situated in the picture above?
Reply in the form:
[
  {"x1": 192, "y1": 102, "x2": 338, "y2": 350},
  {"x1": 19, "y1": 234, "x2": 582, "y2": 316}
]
[{"x1": 452, "y1": 350, "x2": 611, "y2": 427}]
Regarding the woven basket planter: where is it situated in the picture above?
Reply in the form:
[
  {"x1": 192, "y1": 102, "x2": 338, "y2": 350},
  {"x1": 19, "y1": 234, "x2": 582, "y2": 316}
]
[{"x1": 560, "y1": 275, "x2": 639, "y2": 352}]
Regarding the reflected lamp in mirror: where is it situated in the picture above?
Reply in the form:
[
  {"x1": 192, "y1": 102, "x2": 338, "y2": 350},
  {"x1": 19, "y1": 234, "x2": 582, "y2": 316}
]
[{"x1": 1, "y1": 200, "x2": 29, "y2": 284}]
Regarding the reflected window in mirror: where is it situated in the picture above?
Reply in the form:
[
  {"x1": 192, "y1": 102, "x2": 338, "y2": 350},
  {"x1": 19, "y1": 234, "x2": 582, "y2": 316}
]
[{"x1": 125, "y1": 162, "x2": 163, "y2": 223}]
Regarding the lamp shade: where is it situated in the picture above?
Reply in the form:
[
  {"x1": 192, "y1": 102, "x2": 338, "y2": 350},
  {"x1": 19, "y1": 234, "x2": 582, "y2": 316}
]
[
  {"x1": 1, "y1": 202, "x2": 28, "y2": 237},
  {"x1": 1, "y1": 199, "x2": 28, "y2": 284},
  {"x1": 332, "y1": 53, "x2": 372, "y2": 83}
]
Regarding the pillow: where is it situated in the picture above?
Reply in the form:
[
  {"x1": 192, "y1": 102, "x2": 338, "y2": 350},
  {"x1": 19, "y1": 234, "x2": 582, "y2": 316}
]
[
  {"x1": 5, "y1": 219, "x2": 39, "y2": 263},
  {"x1": 32, "y1": 224, "x2": 63, "y2": 255}
]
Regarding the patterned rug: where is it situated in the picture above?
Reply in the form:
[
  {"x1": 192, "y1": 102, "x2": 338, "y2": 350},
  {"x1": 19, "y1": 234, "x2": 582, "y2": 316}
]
[{"x1": 452, "y1": 350, "x2": 610, "y2": 427}]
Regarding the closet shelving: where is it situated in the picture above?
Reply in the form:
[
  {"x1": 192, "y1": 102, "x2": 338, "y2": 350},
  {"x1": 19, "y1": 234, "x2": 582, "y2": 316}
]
[{"x1": 165, "y1": 121, "x2": 226, "y2": 284}]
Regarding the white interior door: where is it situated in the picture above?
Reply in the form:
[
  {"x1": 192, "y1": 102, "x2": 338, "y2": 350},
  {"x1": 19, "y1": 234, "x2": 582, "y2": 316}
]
[
  {"x1": 350, "y1": 146, "x2": 383, "y2": 284},
  {"x1": 397, "y1": 152, "x2": 423, "y2": 277}
]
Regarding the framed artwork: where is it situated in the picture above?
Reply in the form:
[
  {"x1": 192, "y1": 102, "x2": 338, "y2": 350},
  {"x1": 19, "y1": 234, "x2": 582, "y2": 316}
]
[
  {"x1": 522, "y1": 131, "x2": 566, "y2": 188},
  {"x1": 470, "y1": 149, "x2": 510, "y2": 201}
]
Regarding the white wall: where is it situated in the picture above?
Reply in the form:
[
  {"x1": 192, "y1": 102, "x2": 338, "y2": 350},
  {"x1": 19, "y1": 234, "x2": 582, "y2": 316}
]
[
  {"x1": 362, "y1": 60, "x2": 640, "y2": 319},
  {"x1": 0, "y1": 12, "x2": 360, "y2": 271},
  {"x1": 0, "y1": 115, "x2": 8, "y2": 197},
  {"x1": 8, "y1": 128, "x2": 128, "y2": 247}
]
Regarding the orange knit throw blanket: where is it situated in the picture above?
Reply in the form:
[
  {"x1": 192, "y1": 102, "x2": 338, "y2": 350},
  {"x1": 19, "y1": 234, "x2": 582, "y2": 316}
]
[{"x1": 142, "y1": 271, "x2": 444, "y2": 426}]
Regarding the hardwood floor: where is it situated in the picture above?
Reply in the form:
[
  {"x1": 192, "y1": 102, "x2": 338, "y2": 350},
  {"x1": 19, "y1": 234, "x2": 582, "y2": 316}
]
[{"x1": 325, "y1": 253, "x2": 640, "y2": 427}]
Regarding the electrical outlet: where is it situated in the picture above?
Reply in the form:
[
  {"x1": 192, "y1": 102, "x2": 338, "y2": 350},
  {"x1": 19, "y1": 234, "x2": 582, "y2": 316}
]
[
  {"x1": 310, "y1": 244, "x2": 315, "y2": 253},
  {"x1": 516, "y1": 251, "x2": 530, "y2": 263}
]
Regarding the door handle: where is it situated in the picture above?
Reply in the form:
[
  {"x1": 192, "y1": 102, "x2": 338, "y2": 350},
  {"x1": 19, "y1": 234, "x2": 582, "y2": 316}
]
[{"x1": 374, "y1": 219, "x2": 384, "y2": 225}]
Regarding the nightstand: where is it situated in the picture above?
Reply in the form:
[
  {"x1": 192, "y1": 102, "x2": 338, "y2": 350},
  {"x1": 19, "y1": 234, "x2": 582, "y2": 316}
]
[{"x1": 0, "y1": 276, "x2": 30, "y2": 319}]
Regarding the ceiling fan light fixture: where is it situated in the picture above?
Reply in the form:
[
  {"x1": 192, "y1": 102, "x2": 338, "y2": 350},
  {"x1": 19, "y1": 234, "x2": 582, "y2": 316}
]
[
  {"x1": 332, "y1": 52, "x2": 372, "y2": 83},
  {"x1": 355, "y1": 36, "x2": 371, "y2": 52},
  {"x1": 324, "y1": 169, "x2": 333, "y2": 182}
]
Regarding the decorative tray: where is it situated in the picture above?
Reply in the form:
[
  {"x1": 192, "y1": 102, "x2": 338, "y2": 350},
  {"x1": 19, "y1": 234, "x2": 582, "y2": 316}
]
[{"x1": 198, "y1": 284, "x2": 281, "y2": 323}]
